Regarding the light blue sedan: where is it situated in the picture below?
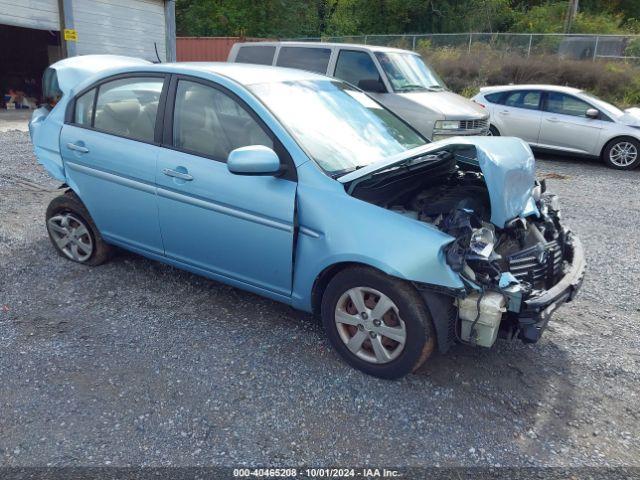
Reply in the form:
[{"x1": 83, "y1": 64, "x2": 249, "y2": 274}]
[{"x1": 30, "y1": 55, "x2": 585, "y2": 378}]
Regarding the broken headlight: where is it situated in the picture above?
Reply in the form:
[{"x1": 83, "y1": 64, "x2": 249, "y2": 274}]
[{"x1": 469, "y1": 226, "x2": 496, "y2": 259}]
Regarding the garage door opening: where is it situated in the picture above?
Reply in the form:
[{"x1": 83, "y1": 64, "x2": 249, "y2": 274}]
[{"x1": 1, "y1": 24, "x2": 61, "y2": 109}]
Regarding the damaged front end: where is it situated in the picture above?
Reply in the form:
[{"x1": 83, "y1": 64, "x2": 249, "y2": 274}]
[{"x1": 341, "y1": 137, "x2": 585, "y2": 352}]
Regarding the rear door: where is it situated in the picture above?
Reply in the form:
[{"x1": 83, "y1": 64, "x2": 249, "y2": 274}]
[
  {"x1": 538, "y1": 91, "x2": 603, "y2": 154},
  {"x1": 155, "y1": 77, "x2": 297, "y2": 297},
  {"x1": 492, "y1": 89, "x2": 543, "y2": 143},
  {"x1": 59, "y1": 74, "x2": 167, "y2": 255}
]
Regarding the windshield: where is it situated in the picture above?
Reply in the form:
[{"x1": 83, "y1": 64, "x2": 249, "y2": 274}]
[
  {"x1": 581, "y1": 91, "x2": 624, "y2": 118},
  {"x1": 250, "y1": 80, "x2": 426, "y2": 174},
  {"x1": 375, "y1": 52, "x2": 446, "y2": 93}
]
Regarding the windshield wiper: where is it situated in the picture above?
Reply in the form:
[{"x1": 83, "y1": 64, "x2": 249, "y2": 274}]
[{"x1": 331, "y1": 164, "x2": 367, "y2": 178}]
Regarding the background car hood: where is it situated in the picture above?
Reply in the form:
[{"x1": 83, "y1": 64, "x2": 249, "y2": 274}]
[
  {"x1": 340, "y1": 136, "x2": 537, "y2": 228},
  {"x1": 620, "y1": 108, "x2": 640, "y2": 127},
  {"x1": 398, "y1": 90, "x2": 488, "y2": 119}
]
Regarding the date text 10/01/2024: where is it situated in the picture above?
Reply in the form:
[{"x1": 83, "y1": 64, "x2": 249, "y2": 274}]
[{"x1": 233, "y1": 468, "x2": 401, "y2": 477}]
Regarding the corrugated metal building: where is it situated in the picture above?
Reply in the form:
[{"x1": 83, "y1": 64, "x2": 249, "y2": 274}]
[{"x1": 1, "y1": 0, "x2": 176, "y2": 107}]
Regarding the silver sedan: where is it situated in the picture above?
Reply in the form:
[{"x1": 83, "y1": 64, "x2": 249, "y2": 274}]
[{"x1": 472, "y1": 85, "x2": 640, "y2": 170}]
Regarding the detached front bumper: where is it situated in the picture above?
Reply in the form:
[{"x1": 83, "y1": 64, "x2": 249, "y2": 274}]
[{"x1": 515, "y1": 235, "x2": 586, "y2": 343}]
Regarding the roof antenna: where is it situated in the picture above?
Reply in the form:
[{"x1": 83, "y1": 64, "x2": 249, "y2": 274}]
[{"x1": 154, "y1": 42, "x2": 162, "y2": 63}]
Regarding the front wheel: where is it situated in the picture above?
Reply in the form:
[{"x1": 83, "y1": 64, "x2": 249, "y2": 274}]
[
  {"x1": 321, "y1": 266, "x2": 435, "y2": 379},
  {"x1": 487, "y1": 125, "x2": 500, "y2": 136},
  {"x1": 602, "y1": 137, "x2": 640, "y2": 170}
]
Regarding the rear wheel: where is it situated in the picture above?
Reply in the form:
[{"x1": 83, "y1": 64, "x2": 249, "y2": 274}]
[
  {"x1": 45, "y1": 192, "x2": 112, "y2": 266},
  {"x1": 321, "y1": 266, "x2": 435, "y2": 379},
  {"x1": 602, "y1": 137, "x2": 640, "y2": 170}
]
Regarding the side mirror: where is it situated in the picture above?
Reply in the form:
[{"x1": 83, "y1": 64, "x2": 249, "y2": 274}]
[
  {"x1": 357, "y1": 78, "x2": 387, "y2": 93},
  {"x1": 586, "y1": 108, "x2": 599, "y2": 119},
  {"x1": 227, "y1": 145, "x2": 281, "y2": 176}
]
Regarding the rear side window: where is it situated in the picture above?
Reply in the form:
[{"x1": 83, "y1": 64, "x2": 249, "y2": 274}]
[
  {"x1": 172, "y1": 80, "x2": 273, "y2": 161},
  {"x1": 484, "y1": 92, "x2": 503, "y2": 104},
  {"x1": 334, "y1": 50, "x2": 382, "y2": 88},
  {"x1": 74, "y1": 89, "x2": 96, "y2": 126},
  {"x1": 503, "y1": 90, "x2": 541, "y2": 110},
  {"x1": 93, "y1": 77, "x2": 164, "y2": 142},
  {"x1": 276, "y1": 47, "x2": 331, "y2": 74},
  {"x1": 235, "y1": 45, "x2": 276, "y2": 65}
]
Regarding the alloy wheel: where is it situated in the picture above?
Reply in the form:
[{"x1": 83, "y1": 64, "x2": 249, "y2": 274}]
[
  {"x1": 334, "y1": 287, "x2": 406, "y2": 364},
  {"x1": 609, "y1": 141, "x2": 638, "y2": 167},
  {"x1": 47, "y1": 213, "x2": 94, "y2": 262}
]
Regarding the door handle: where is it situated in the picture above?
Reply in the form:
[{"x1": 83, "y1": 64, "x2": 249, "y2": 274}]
[
  {"x1": 499, "y1": 110, "x2": 510, "y2": 115},
  {"x1": 67, "y1": 142, "x2": 89, "y2": 153},
  {"x1": 162, "y1": 168, "x2": 193, "y2": 181},
  {"x1": 547, "y1": 117, "x2": 560, "y2": 123}
]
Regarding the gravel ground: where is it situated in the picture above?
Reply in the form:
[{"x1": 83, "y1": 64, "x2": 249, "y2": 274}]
[{"x1": 1, "y1": 130, "x2": 639, "y2": 468}]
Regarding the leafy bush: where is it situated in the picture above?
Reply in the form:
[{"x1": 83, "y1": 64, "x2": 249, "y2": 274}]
[{"x1": 421, "y1": 47, "x2": 640, "y2": 108}]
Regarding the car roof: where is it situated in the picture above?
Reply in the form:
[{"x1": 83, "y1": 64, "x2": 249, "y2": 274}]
[
  {"x1": 479, "y1": 84, "x2": 583, "y2": 94},
  {"x1": 163, "y1": 61, "x2": 330, "y2": 85},
  {"x1": 234, "y1": 40, "x2": 415, "y2": 55}
]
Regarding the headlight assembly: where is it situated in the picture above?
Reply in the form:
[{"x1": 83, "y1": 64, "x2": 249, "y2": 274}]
[
  {"x1": 435, "y1": 120, "x2": 460, "y2": 130},
  {"x1": 469, "y1": 226, "x2": 496, "y2": 259}
]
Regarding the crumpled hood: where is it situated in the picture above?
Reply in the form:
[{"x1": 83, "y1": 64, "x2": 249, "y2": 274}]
[
  {"x1": 620, "y1": 107, "x2": 640, "y2": 127},
  {"x1": 339, "y1": 136, "x2": 538, "y2": 228},
  {"x1": 398, "y1": 90, "x2": 488, "y2": 119}
]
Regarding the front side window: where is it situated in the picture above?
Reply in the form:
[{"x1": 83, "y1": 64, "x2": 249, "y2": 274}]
[
  {"x1": 276, "y1": 47, "x2": 331, "y2": 74},
  {"x1": 74, "y1": 88, "x2": 96, "y2": 126},
  {"x1": 94, "y1": 77, "x2": 164, "y2": 142},
  {"x1": 374, "y1": 52, "x2": 446, "y2": 92},
  {"x1": 503, "y1": 90, "x2": 541, "y2": 110},
  {"x1": 546, "y1": 92, "x2": 592, "y2": 117},
  {"x1": 334, "y1": 50, "x2": 382, "y2": 89},
  {"x1": 172, "y1": 80, "x2": 273, "y2": 161},
  {"x1": 236, "y1": 46, "x2": 276, "y2": 65},
  {"x1": 250, "y1": 80, "x2": 426, "y2": 174}
]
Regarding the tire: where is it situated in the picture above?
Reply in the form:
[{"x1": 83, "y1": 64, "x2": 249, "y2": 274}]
[
  {"x1": 45, "y1": 191, "x2": 112, "y2": 266},
  {"x1": 602, "y1": 137, "x2": 640, "y2": 170},
  {"x1": 321, "y1": 266, "x2": 436, "y2": 379},
  {"x1": 488, "y1": 125, "x2": 500, "y2": 136}
]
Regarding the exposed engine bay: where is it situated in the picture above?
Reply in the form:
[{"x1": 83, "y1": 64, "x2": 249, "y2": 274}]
[{"x1": 347, "y1": 147, "x2": 581, "y2": 349}]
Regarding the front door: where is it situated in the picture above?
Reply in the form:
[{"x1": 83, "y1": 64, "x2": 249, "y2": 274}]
[
  {"x1": 59, "y1": 75, "x2": 167, "y2": 255},
  {"x1": 538, "y1": 91, "x2": 603, "y2": 154},
  {"x1": 156, "y1": 78, "x2": 296, "y2": 297}
]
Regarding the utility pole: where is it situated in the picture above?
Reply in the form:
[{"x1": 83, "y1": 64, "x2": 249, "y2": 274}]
[{"x1": 564, "y1": 0, "x2": 579, "y2": 33}]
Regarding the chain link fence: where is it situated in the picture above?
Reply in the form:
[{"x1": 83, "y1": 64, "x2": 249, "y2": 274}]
[{"x1": 292, "y1": 33, "x2": 640, "y2": 63}]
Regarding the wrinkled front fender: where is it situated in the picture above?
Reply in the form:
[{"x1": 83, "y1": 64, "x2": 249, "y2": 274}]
[{"x1": 291, "y1": 163, "x2": 464, "y2": 312}]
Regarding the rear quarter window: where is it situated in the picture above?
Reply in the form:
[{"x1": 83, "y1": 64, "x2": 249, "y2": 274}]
[
  {"x1": 276, "y1": 47, "x2": 331, "y2": 74},
  {"x1": 235, "y1": 46, "x2": 276, "y2": 65},
  {"x1": 484, "y1": 92, "x2": 504, "y2": 104}
]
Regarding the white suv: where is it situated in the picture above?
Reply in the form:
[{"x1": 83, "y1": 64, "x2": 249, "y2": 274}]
[{"x1": 228, "y1": 41, "x2": 488, "y2": 141}]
